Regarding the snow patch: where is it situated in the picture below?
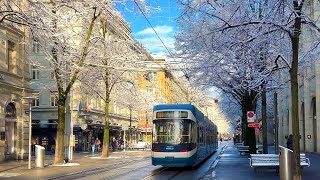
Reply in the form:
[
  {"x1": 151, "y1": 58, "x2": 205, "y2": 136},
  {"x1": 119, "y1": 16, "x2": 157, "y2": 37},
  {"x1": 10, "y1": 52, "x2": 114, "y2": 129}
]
[
  {"x1": 55, "y1": 163, "x2": 80, "y2": 166},
  {"x1": 0, "y1": 172, "x2": 20, "y2": 177}
]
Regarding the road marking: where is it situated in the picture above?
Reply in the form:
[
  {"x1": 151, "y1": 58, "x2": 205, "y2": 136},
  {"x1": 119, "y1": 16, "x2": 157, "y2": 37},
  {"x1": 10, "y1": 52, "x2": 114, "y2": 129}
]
[
  {"x1": 211, "y1": 158, "x2": 220, "y2": 169},
  {"x1": 90, "y1": 156, "x2": 126, "y2": 159}
]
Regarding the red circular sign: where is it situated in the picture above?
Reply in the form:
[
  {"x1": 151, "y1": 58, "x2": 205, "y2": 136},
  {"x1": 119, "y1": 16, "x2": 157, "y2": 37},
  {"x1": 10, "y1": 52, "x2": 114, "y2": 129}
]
[{"x1": 247, "y1": 111, "x2": 254, "y2": 118}]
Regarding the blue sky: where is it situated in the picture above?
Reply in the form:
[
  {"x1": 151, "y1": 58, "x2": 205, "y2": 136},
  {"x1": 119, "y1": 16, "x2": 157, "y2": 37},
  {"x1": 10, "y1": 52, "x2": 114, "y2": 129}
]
[{"x1": 116, "y1": 0, "x2": 180, "y2": 55}]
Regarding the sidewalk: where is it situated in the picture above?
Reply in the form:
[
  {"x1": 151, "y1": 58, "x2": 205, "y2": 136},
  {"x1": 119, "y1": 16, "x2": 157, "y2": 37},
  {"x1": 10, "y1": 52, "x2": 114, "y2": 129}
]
[
  {"x1": 209, "y1": 143, "x2": 320, "y2": 180},
  {"x1": 0, "y1": 150, "x2": 151, "y2": 179}
]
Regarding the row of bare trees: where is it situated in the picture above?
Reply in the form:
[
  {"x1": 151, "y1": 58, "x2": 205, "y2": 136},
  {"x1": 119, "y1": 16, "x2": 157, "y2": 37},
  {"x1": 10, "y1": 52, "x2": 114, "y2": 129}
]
[
  {"x1": 175, "y1": 0, "x2": 320, "y2": 179},
  {"x1": 1, "y1": 0, "x2": 209, "y2": 165},
  {"x1": 1, "y1": 0, "x2": 155, "y2": 164}
]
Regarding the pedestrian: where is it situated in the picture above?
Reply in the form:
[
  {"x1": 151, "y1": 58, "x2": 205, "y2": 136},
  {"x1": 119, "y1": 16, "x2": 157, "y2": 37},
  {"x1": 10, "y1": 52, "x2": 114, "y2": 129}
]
[
  {"x1": 95, "y1": 137, "x2": 101, "y2": 152},
  {"x1": 220, "y1": 137, "x2": 222, "y2": 142},
  {"x1": 90, "y1": 137, "x2": 95, "y2": 155},
  {"x1": 51, "y1": 139, "x2": 55, "y2": 154},
  {"x1": 118, "y1": 137, "x2": 124, "y2": 150},
  {"x1": 287, "y1": 134, "x2": 293, "y2": 150},
  {"x1": 112, "y1": 137, "x2": 117, "y2": 152}
]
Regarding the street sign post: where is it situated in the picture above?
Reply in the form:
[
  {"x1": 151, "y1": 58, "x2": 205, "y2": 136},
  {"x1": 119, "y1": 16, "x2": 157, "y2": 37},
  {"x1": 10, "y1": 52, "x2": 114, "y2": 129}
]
[
  {"x1": 248, "y1": 123, "x2": 260, "y2": 127},
  {"x1": 247, "y1": 111, "x2": 255, "y2": 123}
]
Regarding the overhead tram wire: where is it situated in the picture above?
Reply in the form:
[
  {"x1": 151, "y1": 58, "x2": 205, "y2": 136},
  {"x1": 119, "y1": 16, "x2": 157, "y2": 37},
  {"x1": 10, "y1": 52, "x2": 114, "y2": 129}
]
[
  {"x1": 133, "y1": 0, "x2": 190, "y2": 98},
  {"x1": 132, "y1": 1, "x2": 189, "y2": 73}
]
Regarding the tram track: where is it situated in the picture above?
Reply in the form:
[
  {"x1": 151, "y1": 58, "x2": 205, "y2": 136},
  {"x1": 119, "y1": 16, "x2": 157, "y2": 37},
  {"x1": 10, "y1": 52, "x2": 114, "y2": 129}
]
[
  {"x1": 141, "y1": 167, "x2": 184, "y2": 180},
  {"x1": 45, "y1": 157, "x2": 150, "y2": 180}
]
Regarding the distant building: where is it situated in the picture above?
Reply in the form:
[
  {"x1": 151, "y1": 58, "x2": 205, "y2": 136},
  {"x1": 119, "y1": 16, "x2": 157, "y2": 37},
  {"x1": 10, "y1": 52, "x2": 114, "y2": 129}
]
[{"x1": 137, "y1": 56, "x2": 189, "y2": 142}]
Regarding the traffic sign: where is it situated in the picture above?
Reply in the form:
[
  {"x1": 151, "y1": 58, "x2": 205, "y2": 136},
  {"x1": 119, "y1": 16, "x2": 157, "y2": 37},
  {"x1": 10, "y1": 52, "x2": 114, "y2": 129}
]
[
  {"x1": 247, "y1": 111, "x2": 255, "y2": 123},
  {"x1": 122, "y1": 123, "x2": 129, "y2": 130},
  {"x1": 248, "y1": 123, "x2": 260, "y2": 127}
]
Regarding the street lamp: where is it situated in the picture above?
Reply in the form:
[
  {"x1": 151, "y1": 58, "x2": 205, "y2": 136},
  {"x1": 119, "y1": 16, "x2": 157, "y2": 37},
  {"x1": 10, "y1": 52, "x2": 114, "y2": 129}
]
[{"x1": 22, "y1": 96, "x2": 38, "y2": 169}]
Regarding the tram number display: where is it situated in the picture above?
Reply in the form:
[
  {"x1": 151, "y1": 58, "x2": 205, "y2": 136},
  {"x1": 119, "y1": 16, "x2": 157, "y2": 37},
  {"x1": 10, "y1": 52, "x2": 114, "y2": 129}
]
[{"x1": 156, "y1": 111, "x2": 188, "y2": 118}]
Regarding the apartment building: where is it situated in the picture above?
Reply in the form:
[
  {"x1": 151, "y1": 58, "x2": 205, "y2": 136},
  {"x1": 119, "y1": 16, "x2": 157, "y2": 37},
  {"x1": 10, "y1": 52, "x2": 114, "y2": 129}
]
[{"x1": 0, "y1": 3, "x2": 31, "y2": 160}]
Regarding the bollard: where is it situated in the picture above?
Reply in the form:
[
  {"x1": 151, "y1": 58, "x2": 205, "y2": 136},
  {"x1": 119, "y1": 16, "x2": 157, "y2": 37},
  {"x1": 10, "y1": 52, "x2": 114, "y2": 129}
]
[
  {"x1": 279, "y1": 145, "x2": 293, "y2": 180},
  {"x1": 35, "y1": 145, "x2": 45, "y2": 168}
]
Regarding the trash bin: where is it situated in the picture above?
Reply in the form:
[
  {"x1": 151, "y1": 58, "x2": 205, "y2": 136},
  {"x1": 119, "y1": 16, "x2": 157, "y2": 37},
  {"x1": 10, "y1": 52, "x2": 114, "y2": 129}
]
[
  {"x1": 35, "y1": 145, "x2": 45, "y2": 168},
  {"x1": 279, "y1": 145, "x2": 293, "y2": 180}
]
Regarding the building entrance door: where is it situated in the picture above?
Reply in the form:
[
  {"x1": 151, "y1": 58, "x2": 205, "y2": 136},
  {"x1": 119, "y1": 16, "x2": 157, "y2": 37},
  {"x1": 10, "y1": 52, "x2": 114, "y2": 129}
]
[{"x1": 5, "y1": 103, "x2": 17, "y2": 155}]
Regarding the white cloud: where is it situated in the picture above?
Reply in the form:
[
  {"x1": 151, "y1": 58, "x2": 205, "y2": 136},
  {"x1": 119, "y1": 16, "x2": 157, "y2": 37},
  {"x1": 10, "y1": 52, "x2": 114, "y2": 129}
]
[
  {"x1": 133, "y1": 25, "x2": 175, "y2": 54},
  {"x1": 134, "y1": 25, "x2": 174, "y2": 36}
]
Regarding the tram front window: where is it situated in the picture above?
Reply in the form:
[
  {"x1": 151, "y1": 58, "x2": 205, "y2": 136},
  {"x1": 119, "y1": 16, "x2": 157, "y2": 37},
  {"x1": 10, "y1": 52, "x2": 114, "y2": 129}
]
[{"x1": 153, "y1": 119, "x2": 195, "y2": 144}]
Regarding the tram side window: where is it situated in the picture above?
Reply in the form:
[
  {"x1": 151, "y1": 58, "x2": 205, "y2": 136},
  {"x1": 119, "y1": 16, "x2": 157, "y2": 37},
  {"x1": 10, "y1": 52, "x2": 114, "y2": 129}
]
[
  {"x1": 191, "y1": 123, "x2": 197, "y2": 143},
  {"x1": 198, "y1": 126, "x2": 205, "y2": 146}
]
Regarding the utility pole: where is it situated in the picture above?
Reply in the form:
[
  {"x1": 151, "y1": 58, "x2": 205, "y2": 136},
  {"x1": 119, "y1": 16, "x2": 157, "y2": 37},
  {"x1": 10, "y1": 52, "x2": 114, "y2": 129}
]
[
  {"x1": 23, "y1": 96, "x2": 38, "y2": 169},
  {"x1": 145, "y1": 110, "x2": 148, "y2": 142},
  {"x1": 274, "y1": 91, "x2": 279, "y2": 154}
]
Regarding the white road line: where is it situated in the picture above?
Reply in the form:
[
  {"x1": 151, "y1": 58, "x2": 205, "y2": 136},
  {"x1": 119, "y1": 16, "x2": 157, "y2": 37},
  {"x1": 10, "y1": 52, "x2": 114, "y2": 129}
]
[
  {"x1": 211, "y1": 158, "x2": 220, "y2": 169},
  {"x1": 212, "y1": 171, "x2": 216, "y2": 178}
]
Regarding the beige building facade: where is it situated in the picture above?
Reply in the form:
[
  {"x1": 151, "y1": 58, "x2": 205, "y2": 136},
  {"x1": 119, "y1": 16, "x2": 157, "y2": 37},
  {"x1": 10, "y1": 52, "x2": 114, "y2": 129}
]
[{"x1": 0, "y1": 22, "x2": 31, "y2": 160}]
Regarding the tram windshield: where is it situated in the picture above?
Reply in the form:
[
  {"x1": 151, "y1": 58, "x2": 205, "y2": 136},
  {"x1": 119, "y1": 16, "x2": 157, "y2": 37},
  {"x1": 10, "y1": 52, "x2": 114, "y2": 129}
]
[{"x1": 152, "y1": 119, "x2": 196, "y2": 144}]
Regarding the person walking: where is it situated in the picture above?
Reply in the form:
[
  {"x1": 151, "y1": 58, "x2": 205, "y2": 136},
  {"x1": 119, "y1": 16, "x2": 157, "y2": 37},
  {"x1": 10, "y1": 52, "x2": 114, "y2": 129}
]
[
  {"x1": 112, "y1": 137, "x2": 117, "y2": 152},
  {"x1": 287, "y1": 134, "x2": 293, "y2": 150},
  {"x1": 90, "y1": 137, "x2": 96, "y2": 155},
  {"x1": 118, "y1": 137, "x2": 124, "y2": 150},
  {"x1": 95, "y1": 137, "x2": 101, "y2": 152}
]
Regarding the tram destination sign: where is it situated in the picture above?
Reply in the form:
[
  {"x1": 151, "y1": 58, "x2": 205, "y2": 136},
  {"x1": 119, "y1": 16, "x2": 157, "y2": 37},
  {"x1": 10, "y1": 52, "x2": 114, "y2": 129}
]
[
  {"x1": 156, "y1": 111, "x2": 188, "y2": 118},
  {"x1": 248, "y1": 123, "x2": 260, "y2": 127}
]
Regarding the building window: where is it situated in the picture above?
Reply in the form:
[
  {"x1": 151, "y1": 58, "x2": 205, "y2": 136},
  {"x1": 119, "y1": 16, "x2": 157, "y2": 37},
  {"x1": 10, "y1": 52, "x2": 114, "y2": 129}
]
[
  {"x1": 5, "y1": 103, "x2": 16, "y2": 119},
  {"x1": 50, "y1": 93, "x2": 58, "y2": 106},
  {"x1": 7, "y1": 40, "x2": 16, "y2": 73},
  {"x1": 32, "y1": 38, "x2": 40, "y2": 53},
  {"x1": 32, "y1": 93, "x2": 40, "y2": 107},
  {"x1": 32, "y1": 65, "x2": 40, "y2": 80}
]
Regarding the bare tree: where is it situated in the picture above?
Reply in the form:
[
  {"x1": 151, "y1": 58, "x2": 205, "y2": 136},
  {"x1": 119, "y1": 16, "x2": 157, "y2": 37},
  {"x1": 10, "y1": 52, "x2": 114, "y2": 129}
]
[
  {"x1": 28, "y1": 0, "x2": 150, "y2": 163},
  {"x1": 176, "y1": 0, "x2": 320, "y2": 178}
]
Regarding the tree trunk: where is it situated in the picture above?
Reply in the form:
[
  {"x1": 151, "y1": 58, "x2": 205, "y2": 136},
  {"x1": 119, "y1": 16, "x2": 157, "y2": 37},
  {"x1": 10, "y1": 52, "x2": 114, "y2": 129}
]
[
  {"x1": 101, "y1": 64, "x2": 110, "y2": 157},
  {"x1": 262, "y1": 84, "x2": 268, "y2": 154},
  {"x1": 52, "y1": 8, "x2": 102, "y2": 163},
  {"x1": 242, "y1": 90, "x2": 257, "y2": 154},
  {"x1": 54, "y1": 101, "x2": 66, "y2": 164},
  {"x1": 101, "y1": 98, "x2": 110, "y2": 157},
  {"x1": 290, "y1": 1, "x2": 302, "y2": 179}
]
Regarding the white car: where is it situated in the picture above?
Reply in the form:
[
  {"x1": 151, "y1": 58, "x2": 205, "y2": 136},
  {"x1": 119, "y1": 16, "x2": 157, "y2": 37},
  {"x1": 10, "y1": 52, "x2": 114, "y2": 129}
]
[{"x1": 128, "y1": 141, "x2": 150, "y2": 150}]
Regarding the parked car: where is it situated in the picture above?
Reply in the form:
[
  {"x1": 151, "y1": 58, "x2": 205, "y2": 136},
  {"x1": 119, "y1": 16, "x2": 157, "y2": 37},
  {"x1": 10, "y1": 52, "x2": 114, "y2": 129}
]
[{"x1": 128, "y1": 141, "x2": 150, "y2": 150}]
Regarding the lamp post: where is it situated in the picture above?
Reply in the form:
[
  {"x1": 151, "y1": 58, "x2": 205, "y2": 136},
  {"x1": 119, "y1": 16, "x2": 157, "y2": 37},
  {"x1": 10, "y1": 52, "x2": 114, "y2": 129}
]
[{"x1": 22, "y1": 96, "x2": 38, "y2": 169}]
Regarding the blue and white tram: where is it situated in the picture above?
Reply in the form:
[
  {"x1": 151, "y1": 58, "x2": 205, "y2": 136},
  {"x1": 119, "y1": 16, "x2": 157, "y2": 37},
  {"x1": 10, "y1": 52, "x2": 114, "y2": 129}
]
[{"x1": 151, "y1": 104, "x2": 218, "y2": 167}]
